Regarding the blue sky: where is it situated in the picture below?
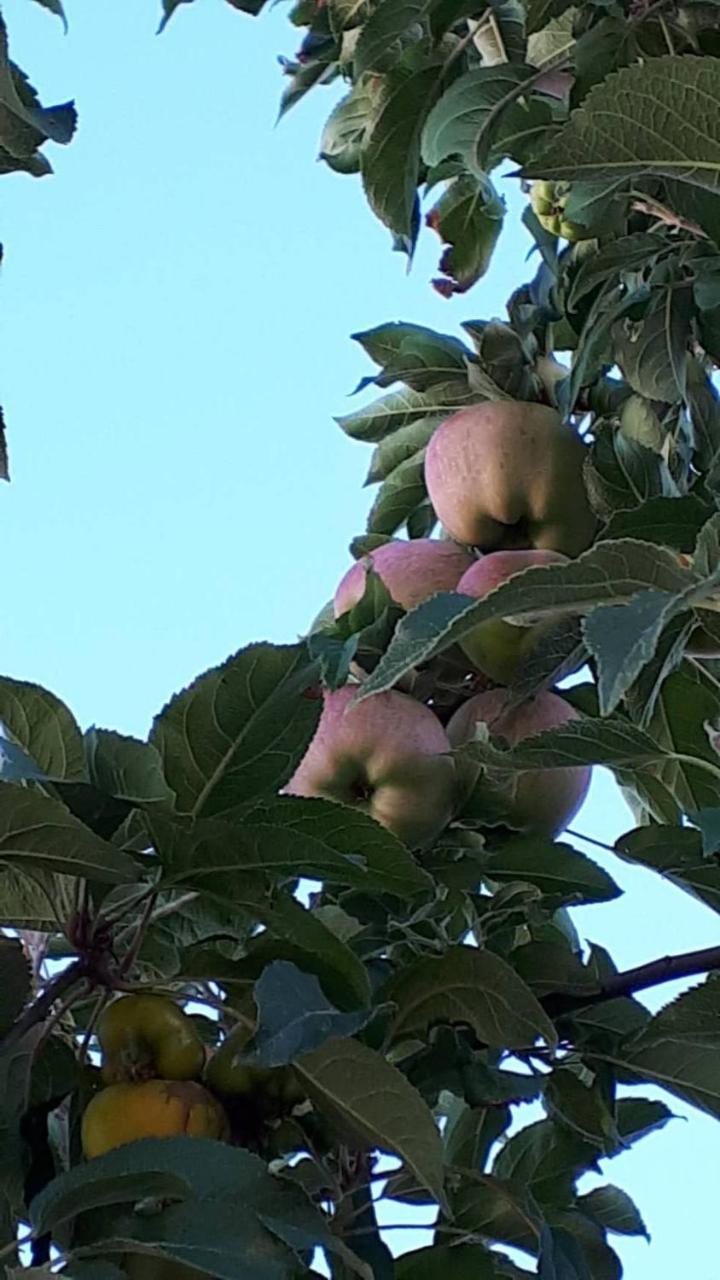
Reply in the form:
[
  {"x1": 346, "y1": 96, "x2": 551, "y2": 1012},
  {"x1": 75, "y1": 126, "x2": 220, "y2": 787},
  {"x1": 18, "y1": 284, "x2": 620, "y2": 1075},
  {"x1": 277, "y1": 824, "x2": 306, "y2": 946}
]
[{"x1": 2, "y1": 1, "x2": 717, "y2": 1273}]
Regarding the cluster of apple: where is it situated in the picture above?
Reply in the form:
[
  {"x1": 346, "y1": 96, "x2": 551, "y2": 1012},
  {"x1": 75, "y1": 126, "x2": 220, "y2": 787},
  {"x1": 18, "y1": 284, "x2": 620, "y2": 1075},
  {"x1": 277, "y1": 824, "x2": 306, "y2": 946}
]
[
  {"x1": 82, "y1": 994, "x2": 303, "y2": 1160},
  {"x1": 288, "y1": 401, "x2": 597, "y2": 846}
]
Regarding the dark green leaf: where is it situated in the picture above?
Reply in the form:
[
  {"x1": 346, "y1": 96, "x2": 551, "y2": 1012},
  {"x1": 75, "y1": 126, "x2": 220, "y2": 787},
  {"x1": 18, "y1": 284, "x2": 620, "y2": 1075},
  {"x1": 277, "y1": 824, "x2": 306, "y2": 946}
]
[
  {"x1": 524, "y1": 56, "x2": 720, "y2": 192},
  {"x1": 354, "y1": 0, "x2": 432, "y2": 77},
  {"x1": 0, "y1": 784, "x2": 139, "y2": 883},
  {"x1": 577, "y1": 1184, "x2": 648, "y2": 1239},
  {"x1": 385, "y1": 945, "x2": 557, "y2": 1049},
  {"x1": 362, "y1": 66, "x2": 440, "y2": 246},
  {"x1": 150, "y1": 643, "x2": 321, "y2": 818},
  {"x1": 0, "y1": 677, "x2": 85, "y2": 780},
  {"x1": 85, "y1": 729, "x2": 174, "y2": 805},
  {"x1": 244, "y1": 961, "x2": 370, "y2": 1065},
  {"x1": 297, "y1": 1037, "x2": 446, "y2": 1205},
  {"x1": 482, "y1": 838, "x2": 620, "y2": 905},
  {"x1": 0, "y1": 937, "x2": 30, "y2": 1038},
  {"x1": 422, "y1": 64, "x2": 553, "y2": 175},
  {"x1": 427, "y1": 174, "x2": 504, "y2": 296}
]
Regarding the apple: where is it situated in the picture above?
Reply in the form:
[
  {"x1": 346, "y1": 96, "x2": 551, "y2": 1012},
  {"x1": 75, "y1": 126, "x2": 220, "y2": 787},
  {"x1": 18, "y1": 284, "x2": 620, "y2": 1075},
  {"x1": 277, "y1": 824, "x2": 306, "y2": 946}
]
[
  {"x1": 447, "y1": 688, "x2": 591, "y2": 836},
  {"x1": 285, "y1": 685, "x2": 456, "y2": 847},
  {"x1": 456, "y1": 549, "x2": 568, "y2": 683},
  {"x1": 424, "y1": 401, "x2": 596, "y2": 556},
  {"x1": 334, "y1": 538, "x2": 474, "y2": 618},
  {"x1": 530, "y1": 181, "x2": 588, "y2": 242}
]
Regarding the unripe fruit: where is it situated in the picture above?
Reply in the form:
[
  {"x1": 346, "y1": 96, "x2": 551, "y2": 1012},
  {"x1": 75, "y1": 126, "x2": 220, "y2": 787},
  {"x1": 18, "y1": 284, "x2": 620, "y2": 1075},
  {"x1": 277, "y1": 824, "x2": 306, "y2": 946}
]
[
  {"x1": 447, "y1": 688, "x2": 590, "y2": 836},
  {"x1": 206, "y1": 1023, "x2": 304, "y2": 1108},
  {"x1": 98, "y1": 994, "x2": 205, "y2": 1085},
  {"x1": 456, "y1": 550, "x2": 568, "y2": 683},
  {"x1": 81, "y1": 1080, "x2": 228, "y2": 1159},
  {"x1": 333, "y1": 538, "x2": 473, "y2": 618},
  {"x1": 530, "y1": 181, "x2": 587, "y2": 241},
  {"x1": 286, "y1": 685, "x2": 456, "y2": 847},
  {"x1": 425, "y1": 402, "x2": 596, "y2": 557}
]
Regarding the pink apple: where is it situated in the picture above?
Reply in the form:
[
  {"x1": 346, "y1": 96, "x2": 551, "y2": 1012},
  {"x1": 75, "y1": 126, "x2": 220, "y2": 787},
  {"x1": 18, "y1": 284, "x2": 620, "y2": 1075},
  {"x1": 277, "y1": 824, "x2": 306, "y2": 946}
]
[
  {"x1": 456, "y1": 550, "x2": 568, "y2": 683},
  {"x1": 334, "y1": 539, "x2": 474, "y2": 618},
  {"x1": 424, "y1": 401, "x2": 596, "y2": 556},
  {"x1": 447, "y1": 688, "x2": 590, "y2": 836},
  {"x1": 286, "y1": 685, "x2": 456, "y2": 847}
]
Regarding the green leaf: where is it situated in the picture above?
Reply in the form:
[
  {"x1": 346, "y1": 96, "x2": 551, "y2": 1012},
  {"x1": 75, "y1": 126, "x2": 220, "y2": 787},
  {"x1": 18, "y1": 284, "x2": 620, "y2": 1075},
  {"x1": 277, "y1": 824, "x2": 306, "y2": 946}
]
[
  {"x1": 154, "y1": 798, "x2": 431, "y2": 897},
  {"x1": 525, "y1": 0, "x2": 574, "y2": 36},
  {"x1": 0, "y1": 16, "x2": 76, "y2": 161},
  {"x1": 690, "y1": 806, "x2": 720, "y2": 856},
  {"x1": 354, "y1": 0, "x2": 432, "y2": 77},
  {"x1": 320, "y1": 82, "x2": 377, "y2": 175},
  {"x1": 362, "y1": 66, "x2": 440, "y2": 246},
  {"x1": 265, "y1": 893, "x2": 371, "y2": 1007},
  {"x1": 244, "y1": 961, "x2": 370, "y2": 1066},
  {"x1": 645, "y1": 664, "x2": 720, "y2": 814},
  {"x1": 367, "y1": 449, "x2": 427, "y2": 535},
  {"x1": 356, "y1": 323, "x2": 470, "y2": 392},
  {"x1": 150, "y1": 643, "x2": 321, "y2": 818},
  {"x1": 356, "y1": 538, "x2": 691, "y2": 699},
  {"x1": 0, "y1": 1027, "x2": 41, "y2": 1209},
  {"x1": 492, "y1": 1118, "x2": 594, "y2": 1208},
  {"x1": 441, "y1": 1172, "x2": 542, "y2": 1253},
  {"x1": 586, "y1": 426, "x2": 677, "y2": 520},
  {"x1": 297, "y1": 1036, "x2": 447, "y2": 1206},
  {"x1": 615, "y1": 823, "x2": 720, "y2": 913},
  {"x1": 396, "y1": 1243, "x2": 501, "y2": 1279},
  {"x1": 385, "y1": 945, "x2": 557, "y2": 1049},
  {"x1": 0, "y1": 784, "x2": 139, "y2": 883},
  {"x1": 613, "y1": 285, "x2": 690, "y2": 402},
  {"x1": 427, "y1": 174, "x2": 504, "y2": 296},
  {"x1": 85, "y1": 729, "x2": 174, "y2": 805},
  {"x1": 31, "y1": 1136, "x2": 357, "y2": 1279},
  {"x1": 336, "y1": 379, "x2": 475, "y2": 442},
  {"x1": 482, "y1": 837, "x2": 620, "y2": 905},
  {"x1": 538, "y1": 1222, "x2": 594, "y2": 1280},
  {"x1": 612, "y1": 977, "x2": 720, "y2": 1118},
  {"x1": 366, "y1": 416, "x2": 441, "y2": 484},
  {"x1": 29, "y1": 0, "x2": 68, "y2": 29},
  {"x1": 544, "y1": 1069, "x2": 617, "y2": 1152},
  {"x1": 583, "y1": 588, "x2": 685, "y2": 715},
  {"x1": 603, "y1": 494, "x2": 712, "y2": 553},
  {"x1": 0, "y1": 677, "x2": 85, "y2": 780},
  {"x1": 0, "y1": 937, "x2": 30, "y2": 1038},
  {"x1": 422, "y1": 64, "x2": 553, "y2": 175},
  {"x1": 577, "y1": 1185, "x2": 648, "y2": 1239},
  {"x1": 524, "y1": 56, "x2": 720, "y2": 192}
]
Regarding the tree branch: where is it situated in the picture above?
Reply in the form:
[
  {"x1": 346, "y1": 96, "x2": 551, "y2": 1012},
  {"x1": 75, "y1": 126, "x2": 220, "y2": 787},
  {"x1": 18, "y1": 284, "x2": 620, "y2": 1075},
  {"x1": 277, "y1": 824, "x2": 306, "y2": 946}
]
[{"x1": 545, "y1": 944, "x2": 720, "y2": 1018}]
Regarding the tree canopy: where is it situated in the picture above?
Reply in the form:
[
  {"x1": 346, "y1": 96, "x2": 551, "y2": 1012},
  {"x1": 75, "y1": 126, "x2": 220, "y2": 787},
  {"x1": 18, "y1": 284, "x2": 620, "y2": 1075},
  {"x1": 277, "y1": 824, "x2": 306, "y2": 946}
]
[{"x1": 1, "y1": 1, "x2": 720, "y2": 1278}]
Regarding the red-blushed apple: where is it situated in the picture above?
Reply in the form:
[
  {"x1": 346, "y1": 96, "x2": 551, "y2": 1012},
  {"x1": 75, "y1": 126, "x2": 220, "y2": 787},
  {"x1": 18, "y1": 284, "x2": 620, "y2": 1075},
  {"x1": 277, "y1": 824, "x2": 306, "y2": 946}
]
[
  {"x1": 333, "y1": 538, "x2": 474, "y2": 618},
  {"x1": 447, "y1": 688, "x2": 590, "y2": 836},
  {"x1": 456, "y1": 549, "x2": 568, "y2": 683},
  {"x1": 424, "y1": 401, "x2": 596, "y2": 556},
  {"x1": 285, "y1": 685, "x2": 456, "y2": 847}
]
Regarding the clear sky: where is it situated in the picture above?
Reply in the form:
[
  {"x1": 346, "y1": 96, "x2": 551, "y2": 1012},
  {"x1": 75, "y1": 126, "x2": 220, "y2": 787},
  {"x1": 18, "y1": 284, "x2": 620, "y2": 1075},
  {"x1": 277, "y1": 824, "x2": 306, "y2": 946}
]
[{"x1": 1, "y1": 1, "x2": 717, "y2": 1273}]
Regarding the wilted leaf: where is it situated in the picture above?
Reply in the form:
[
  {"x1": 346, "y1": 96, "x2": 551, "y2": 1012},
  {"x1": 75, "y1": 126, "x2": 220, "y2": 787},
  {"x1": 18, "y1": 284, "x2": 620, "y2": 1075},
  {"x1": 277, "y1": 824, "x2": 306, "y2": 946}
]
[{"x1": 426, "y1": 174, "x2": 504, "y2": 296}]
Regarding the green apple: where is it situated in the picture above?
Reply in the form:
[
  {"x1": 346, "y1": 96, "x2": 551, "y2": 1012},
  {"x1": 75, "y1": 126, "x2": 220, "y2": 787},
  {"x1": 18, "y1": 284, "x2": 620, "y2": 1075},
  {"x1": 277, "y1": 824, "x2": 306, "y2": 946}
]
[{"x1": 456, "y1": 549, "x2": 568, "y2": 682}]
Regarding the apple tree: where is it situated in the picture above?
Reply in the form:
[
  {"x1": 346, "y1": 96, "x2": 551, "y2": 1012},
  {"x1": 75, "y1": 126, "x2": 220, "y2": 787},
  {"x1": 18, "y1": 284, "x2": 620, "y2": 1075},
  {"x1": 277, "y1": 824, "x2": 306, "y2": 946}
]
[{"x1": 2, "y1": 1, "x2": 720, "y2": 1277}]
